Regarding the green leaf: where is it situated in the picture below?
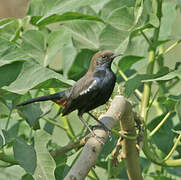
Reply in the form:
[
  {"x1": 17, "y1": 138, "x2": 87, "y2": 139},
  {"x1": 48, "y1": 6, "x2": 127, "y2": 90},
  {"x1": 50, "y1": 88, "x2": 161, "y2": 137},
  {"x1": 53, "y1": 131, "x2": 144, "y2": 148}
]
[
  {"x1": 68, "y1": 49, "x2": 96, "y2": 80},
  {"x1": 101, "y1": 0, "x2": 135, "y2": 20},
  {"x1": 0, "y1": 38, "x2": 29, "y2": 67},
  {"x1": 45, "y1": 29, "x2": 71, "y2": 66},
  {"x1": 125, "y1": 67, "x2": 169, "y2": 97},
  {"x1": 157, "y1": 96, "x2": 178, "y2": 111},
  {"x1": 20, "y1": 29, "x2": 72, "y2": 67},
  {"x1": 27, "y1": 0, "x2": 102, "y2": 16},
  {"x1": 0, "y1": 134, "x2": 3, "y2": 147},
  {"x1": 64, "y1": 20, "x2": 103, "y2": 50},
  {"x1": 0, "y1": 62, "x2": 22, "y2": 88},
  {"x1": 147, "y1": 114, "x2": 174, "y2": 154},
  {"x1": 159, "y1": 2, "x2": 177, "y2": 40},
  {"x1": 149, "y1": 13, "x2": 159, "y2": 28},
  {"x1": 2, "y1": 123, "x2": 19, "y2": 144},
  {"x1": 0, "y1": 18, "x2": 21, "y2": 41},
  {"x1": 18, "y1": 102, "x2": 52, "y2": 130},
  {"x1": 118, "y1": 55, "x2": 144, "y2": 72},
  {"x1": 54, "y1": 154, "x2": 67, "y2": 180},
  {"x1": 3, "y1": 62, "x2": 74, "y2": 94},
  {"x1": 61, "y1": 41, "x2": 77, "y2": 77},
  {"x1": 13, "y1": 137, "x2": 36, "y2": 175},
  {"x1": 99, "y1": 25, "x2": 129, "y2": 52},
  {"x1": 0, "y1": 166, "x2": 24, "y2": 180},
  {"x1": 18, "y1": 104, "x2": 41, "y2": 130},
  {"x1": 124, "y1": 32, "x2": 149, "y2": 56},
  {"x1": 21, "y1": 30, "x2": 46, "y2": 65},
  {"x1": 143, "y1": 66, "x2": 181, "y2": 82},
  {"x1": 107, "y1": 7, "x2": 135, "y2": 31},
  {"x1": 176, "y1": 99, "x2": 181, "y2": 121},
  {"x1": 33, "y1": 130, "x2": 56, "y2": 180},
  {"x1": 21, "y1": 174, "x2": 34, "y2": 180},
  {"x1": 34, "y1": 12, "x2": 104, "y2": 26}
]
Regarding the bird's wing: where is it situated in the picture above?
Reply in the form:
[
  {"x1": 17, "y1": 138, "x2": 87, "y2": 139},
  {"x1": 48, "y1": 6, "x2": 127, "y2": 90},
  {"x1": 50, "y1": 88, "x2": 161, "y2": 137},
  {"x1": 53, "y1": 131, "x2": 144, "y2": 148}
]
[
  {"x1": 71, "y1": 71, "x2": 105, "y2": 99},
  {"x1": 71, "y1": 78, "x2": 101, "y2": 99}
]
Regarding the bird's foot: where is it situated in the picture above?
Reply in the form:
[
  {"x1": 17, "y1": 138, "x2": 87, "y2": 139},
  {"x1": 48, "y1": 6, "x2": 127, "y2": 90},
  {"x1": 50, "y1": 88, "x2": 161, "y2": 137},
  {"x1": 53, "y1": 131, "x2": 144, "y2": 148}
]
[
  {"x1": 92, "y1": 125, "x2": 112, "y2": 141},
  {"x1": 90, "y1": 132, "x2": 105, "y2": 145}
]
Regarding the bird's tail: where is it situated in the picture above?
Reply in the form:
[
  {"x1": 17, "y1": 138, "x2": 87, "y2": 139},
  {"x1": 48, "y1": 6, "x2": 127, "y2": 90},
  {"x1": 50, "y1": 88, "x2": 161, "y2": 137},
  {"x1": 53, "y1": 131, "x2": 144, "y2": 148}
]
[{"x1": 17, "y1": 91, "x2": 66, "y2": 106}]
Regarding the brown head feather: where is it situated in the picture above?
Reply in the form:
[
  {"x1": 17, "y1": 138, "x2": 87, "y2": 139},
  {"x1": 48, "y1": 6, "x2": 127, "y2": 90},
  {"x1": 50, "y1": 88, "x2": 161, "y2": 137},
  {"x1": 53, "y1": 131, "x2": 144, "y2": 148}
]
[{"x1": 89, "y1": 50, "x2": 114, "y2": 71}]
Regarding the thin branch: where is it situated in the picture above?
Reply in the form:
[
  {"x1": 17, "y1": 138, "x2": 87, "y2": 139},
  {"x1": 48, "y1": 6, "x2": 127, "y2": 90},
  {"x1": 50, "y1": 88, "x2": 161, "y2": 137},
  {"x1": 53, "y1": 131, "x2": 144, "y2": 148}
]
[
  {"x1": 118, "y1": 69, "x2": 142, "y2": 99},
  {"x1": 163, "y1": 132, "x2": 181, "y2": 161},
  {"x1": 140, "y1": 30, "x2": 154, "y2": 49},
  {"x1": 149, "y1": 112, "x2": 171, "y2": 137},
  {"x1": 50, "y1": 137, "x2": 87, "y2": 157},
  {"x1": 42, "y1": 117, "x2": 67, "y2": 131},
  {"x1": 165, "y1": 40, "x2": 181, "y2": 54}
]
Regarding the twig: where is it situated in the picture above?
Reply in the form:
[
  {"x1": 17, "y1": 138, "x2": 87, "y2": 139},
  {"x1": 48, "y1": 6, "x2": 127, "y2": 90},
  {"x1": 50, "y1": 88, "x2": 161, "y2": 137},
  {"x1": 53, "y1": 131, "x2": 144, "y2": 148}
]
[
  {"x1": 149, "y1": 112, "x2": 171, "y2": 137},
  {"x1": 163, "y1": 132, "x2": 181, "y2": 161}
]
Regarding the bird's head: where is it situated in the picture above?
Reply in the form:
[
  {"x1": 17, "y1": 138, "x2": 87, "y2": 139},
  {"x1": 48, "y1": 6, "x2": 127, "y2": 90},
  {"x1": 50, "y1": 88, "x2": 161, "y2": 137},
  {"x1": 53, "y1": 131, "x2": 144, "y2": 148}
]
[{"x1": 89, "y1": 50, "x2": 122, "y2": 71}]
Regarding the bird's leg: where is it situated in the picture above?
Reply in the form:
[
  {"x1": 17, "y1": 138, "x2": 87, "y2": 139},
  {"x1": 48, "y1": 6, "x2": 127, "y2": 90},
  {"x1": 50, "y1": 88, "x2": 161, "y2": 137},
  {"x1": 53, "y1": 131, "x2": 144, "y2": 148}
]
[
  {"x1": 87, "y1": 112, "x2": 112, "y2": 139},
  {"x1": 78, "y1": 113, "x2": 104, "y2": 145}
]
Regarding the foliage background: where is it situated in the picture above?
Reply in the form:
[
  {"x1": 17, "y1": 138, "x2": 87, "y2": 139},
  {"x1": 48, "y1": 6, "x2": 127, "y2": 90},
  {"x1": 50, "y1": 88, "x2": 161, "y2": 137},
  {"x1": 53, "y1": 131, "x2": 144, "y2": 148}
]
[{"x1": 0, "y1": 0, "x2": 181, "y2": 179}]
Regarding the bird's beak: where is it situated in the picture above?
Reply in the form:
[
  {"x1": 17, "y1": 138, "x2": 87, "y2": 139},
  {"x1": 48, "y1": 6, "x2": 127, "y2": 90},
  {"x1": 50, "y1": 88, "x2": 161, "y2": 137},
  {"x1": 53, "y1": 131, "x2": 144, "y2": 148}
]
[{"x1": 111, "y1": 53, "x2": 123, "y2": 59}]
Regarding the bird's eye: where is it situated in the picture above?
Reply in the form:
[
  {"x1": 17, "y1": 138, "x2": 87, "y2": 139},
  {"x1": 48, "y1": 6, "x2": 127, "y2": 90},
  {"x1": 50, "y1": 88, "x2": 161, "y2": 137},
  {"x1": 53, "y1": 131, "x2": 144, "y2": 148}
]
[{"x1": 102, "y1": 55, "x2": 106, "y2": 58}]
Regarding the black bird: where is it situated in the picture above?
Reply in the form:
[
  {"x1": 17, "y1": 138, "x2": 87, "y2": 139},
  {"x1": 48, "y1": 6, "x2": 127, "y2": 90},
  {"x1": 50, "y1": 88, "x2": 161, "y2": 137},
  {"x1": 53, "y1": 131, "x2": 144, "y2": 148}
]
[{"x1": 17, "y1": 50, "x2": 122, "y2": 142}]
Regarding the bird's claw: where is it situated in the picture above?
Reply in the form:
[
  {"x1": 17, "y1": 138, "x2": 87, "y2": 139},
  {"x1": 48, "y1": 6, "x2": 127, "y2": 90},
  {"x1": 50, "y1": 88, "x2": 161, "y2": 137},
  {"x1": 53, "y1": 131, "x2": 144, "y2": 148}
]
[
  {"x1": 92, "y1": 125, "x2": 112, "y2": 141},
  {"x1": 90, "y1": 133, "x2": 105, "y2": 145}
]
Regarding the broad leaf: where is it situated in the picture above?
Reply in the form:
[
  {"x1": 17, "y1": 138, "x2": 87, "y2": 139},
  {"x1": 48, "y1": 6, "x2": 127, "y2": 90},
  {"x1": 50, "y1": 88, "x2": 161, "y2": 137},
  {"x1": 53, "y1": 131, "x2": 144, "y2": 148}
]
[
  {"x1": 124, "y1": 32, "x2": 149, "y2": 56},
  {"x1": 17, "y1": 101, "x2": 52, "y2": 130},
  {"x1": 0, "y1": 38, "x2": 29, "y2": 67},
  {"x1": 143, "y1": 66, "x2": 181, "y2": 82},
  {"x1": 101, "y1": 0, "x2": 135, "y2": 20},
  {"x1": 0, "y1": 62, "x2": 22, "y2": 88},
  {"x1": 61, "y1": 41, "x2": 77, "y2": 77},
  {"x1": 34, "y1": 12, "x2": 104, "y2": 26},
  {"x1": 21, "y1": 30, "x2": 46, "y2": 65},
  {"x1": 21, "y1": 174, "x2": 34, "y2": 180},
  {"x1": 64, "y1": 20, "x2": 103, "y2": 50},
  {"x1": 27, "y1": 0, "x2": 102, "y2": 16},
  {"x1": 45, "y1": 29, "x2": 71, "y2": 66},
  {"x1": 13, "y1": 137, "x2": 36, "y2": 175},
  {"x1": 99, "y1": 25, "x2": 129, "y2": 52},
  {"x1": 125, "y1": 67, "x2": 169, "y2": 97},
  {"x1": 147, "y1": 113, "x2": 175, "y2": 154},
  {"x1": 149, "y1": 13, "x2": 159, "y2": 28},
  {"x1": 118, "y1": 55, "x2": 144, "y2": 72},
  {"x1": 3, "y1": 62, "x2": 74, "y2": 94},
  {"x1": 68, "y1": 49, "x2": 96, "y2": 80},
  {"x1": 0, "y1": 18, "x2": 21, "y2": 41},
  {"x1": 176, "y1": 99, "x2": 181, "y2": 121},
  {"x1": 107, "y1": 7, "x2": 135, "y2": 31},
  {"x1": 157, "y1": 96, "x2": 178, "y2": 111},
  {"x1": 159, "y1": 2, "x2": 177, "y2": 40},
  {"x1": 33, "y1": 130, "x2": 56, "y2": 180},
  {"x1": 0, "y1": 134, "x2": 3, "y2": 147},
  {"x1": 2, "y1": 123, "x2": 19, "y2": 144}
]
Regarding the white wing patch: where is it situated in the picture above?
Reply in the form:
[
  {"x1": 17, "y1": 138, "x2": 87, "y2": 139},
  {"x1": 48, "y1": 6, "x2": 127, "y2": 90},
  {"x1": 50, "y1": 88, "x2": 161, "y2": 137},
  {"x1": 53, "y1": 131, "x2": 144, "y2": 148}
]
[{"x1": 79, "y1": 80, "x2": 97, "y2": 96}]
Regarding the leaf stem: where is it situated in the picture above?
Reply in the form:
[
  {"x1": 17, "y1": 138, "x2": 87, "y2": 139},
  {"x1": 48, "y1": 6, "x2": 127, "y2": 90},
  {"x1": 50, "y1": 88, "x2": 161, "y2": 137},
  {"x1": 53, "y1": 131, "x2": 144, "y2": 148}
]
[
  {"x1": 164, "y1": 132, "x2": 181, "y2": 161},
  {"x1": 140, "y1": 0, "x2": 162, "y2": 121},
  {"x1": 42, "y1": 117, "x2": 67, "y2": 131},
  {"x1": 112, "y1": 129, "x2": 137, "y2": 140},
  {"x1": 5, "y1": 109, "x2": 13, "y2": 130},
  {"x1": 119, "y1": 69, "x2": 142, "y2": 99},
  {"x1": 140, "y1": 30, "x2": 153, "y2": 48},
  {"x1": 149, "y1": 112, "x2": 171, "y2": 137},
  {"x1": 165, "y1": 40, "x2": 181, "y2": 54},
  {"x1": 140, "y1": 50, "x2": 155, "y2": 120}
]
